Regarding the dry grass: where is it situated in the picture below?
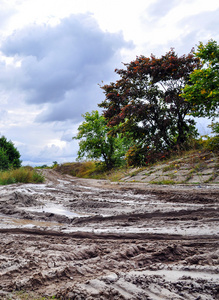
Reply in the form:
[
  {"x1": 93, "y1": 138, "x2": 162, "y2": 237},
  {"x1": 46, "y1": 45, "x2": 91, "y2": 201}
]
[
  {"x1": 0, "y1": 167, "x2": 45, "y2": 185},
  {"x1": 55, "y1": 161, "x2": 106, "y2": 179}
]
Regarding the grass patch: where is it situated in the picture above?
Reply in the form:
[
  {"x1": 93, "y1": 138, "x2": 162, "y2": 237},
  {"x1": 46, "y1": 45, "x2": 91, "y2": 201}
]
[{"x1": 0, "y1": 167, "x2": 45, "y2": 185}]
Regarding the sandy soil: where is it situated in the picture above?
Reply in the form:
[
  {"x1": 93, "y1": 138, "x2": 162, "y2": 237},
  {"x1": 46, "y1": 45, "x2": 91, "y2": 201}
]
[{"x1": 0, "y1": 169, "x2": 218, "y2": 299}]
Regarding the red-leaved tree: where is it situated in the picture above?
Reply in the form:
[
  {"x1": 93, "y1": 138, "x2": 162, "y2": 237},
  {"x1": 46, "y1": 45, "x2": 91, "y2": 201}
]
[{"x1": 99, "y1": 49, "x2": 201, "y2": 165}]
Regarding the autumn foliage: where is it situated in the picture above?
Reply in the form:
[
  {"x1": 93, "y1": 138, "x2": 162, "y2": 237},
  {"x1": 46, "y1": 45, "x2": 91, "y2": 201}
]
[{"x1": 99, "y1": 49, "x2": 200, "y2": 165}]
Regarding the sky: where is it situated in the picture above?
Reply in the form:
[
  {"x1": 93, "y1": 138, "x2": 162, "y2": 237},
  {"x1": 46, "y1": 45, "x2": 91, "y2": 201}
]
[{"x1": 0, "y1": 0, "x2": 218, "y2": 166}]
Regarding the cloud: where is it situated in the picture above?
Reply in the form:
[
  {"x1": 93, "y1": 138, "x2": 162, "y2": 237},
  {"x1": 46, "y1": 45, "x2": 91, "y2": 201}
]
[
  {"x1": 35, "y1": 85, "x2": 104, "y2": 123},
  {"x1": 138, "y1": 4, "x2": 219, "y2": 58},
  {"x1": 0, "y1": 13, "x2": 133, "y2": 122},
  {"x1": 0, "y1": 2, "x2": 16, "y2": 31},
  {"x1": 18, "y1": 140, "x2": 78, "y2": 166},
  {"x1": 167, "y1": 8, "x2": 219, "y2": 56},
  {"x1": 147, "y1": 0, "x2": 179, "y2": 20},
  {"x1": 4, "y1": 119, "x2": 80, "y2": 166},
  {"x1": 178, "y1": 8, "x2": 219, "y2": 41}
]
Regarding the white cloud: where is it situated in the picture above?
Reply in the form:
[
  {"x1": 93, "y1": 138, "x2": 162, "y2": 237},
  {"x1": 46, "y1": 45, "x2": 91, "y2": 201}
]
[
  {"x1": 137, "y1": 0, "x2": 219, "y2": 56},
  {"x1": 4, "y1": 119, "x2": 80, "y2": 166}
]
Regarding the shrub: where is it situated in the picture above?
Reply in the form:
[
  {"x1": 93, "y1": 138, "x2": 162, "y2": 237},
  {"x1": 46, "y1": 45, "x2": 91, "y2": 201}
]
[
  {"x1": 0, "y1": 148, "x2": 10, "y2": 170},
  {"x1": 125, "y1": 144, "x2": 174, "y2": 167},
  {"x1": 0, "y1": 136, "x2": 22, "y2": 170},
  {"x1": 0, "y1": 167, "x2": 45, "y2": 185},
  {"x1": 198, "y1": 135, "x2": 219, "y2": 152}
]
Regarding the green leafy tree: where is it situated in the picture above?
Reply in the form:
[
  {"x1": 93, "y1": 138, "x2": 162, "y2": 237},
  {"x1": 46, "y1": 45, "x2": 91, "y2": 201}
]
[
  {"x1": 99, "y1": 49, "x2": 200, "y2": 165},
  {"x1": 183, "y1": 40, "x2": 219, "y2": 118},
  {"x1": 0, "y1": 136, "x2": 22, "y2": 170},
  {"x1": 73, "y1": 111, "x2": 131, "y2": 170},
  {"x1": 0, "y1": 148, "x2": 10, "y2": 170}
]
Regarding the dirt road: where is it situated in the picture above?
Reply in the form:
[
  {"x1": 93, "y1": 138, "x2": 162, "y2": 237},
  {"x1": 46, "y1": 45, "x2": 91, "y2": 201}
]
[{"x1": 0, "y1": 169, "x2": 218, "y2": 299}]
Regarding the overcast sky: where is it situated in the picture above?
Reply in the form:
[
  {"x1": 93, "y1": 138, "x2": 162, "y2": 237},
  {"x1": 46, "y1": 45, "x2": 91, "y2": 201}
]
[{"x1": 0, "y1": 0, "x2": 218, "y2": 166}]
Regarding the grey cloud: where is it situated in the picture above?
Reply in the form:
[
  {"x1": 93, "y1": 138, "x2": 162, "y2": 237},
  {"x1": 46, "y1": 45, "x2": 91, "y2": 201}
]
[
  {"x1": 3, "y1": 14, "x2": 125, "y2": 62},
  {"x1": 61, "y1": 132, "x2": 75, "y2": 142},
  {"x1": 179, "y1": 8, "x2": 219, "y2": 38},
  {"x1": 140, "y1": 7, "x2": 219, "y2": 58},
  {"x1": 175, "y1": 9, "x2": 219, "y2": 54},
  {"x1": 1, "y1": 14, "x2": 133, "y2": 121},
  {"x1": 0, "y1": 109, "x2": 8, "y2": 120},
  {"x1": 147, "y1": 0, "x2": 179, "y2": 19},
  {"x1": 36, "y1": 84, "x2": 104, "y2": 123}
]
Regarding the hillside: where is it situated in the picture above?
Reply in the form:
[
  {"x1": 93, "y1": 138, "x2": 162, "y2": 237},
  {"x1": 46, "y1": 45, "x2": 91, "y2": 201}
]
[
  {"x1": 121, "y1": 150, "x2": 219, "y2": 185},
  {"x1": 55, "y1": 150, "x2": 219, "y2": 186}
]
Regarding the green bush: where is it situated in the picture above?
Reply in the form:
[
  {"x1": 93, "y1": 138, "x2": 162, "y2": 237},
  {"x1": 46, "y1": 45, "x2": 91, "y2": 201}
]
[
  {"x1": 0, "y1": 167, "x2": 45, "y2": 185},
  {"x1": 206, "y1": 122, "x2": 219, "y2": 151},
  {"x1": 0, "y1": 148, "x2": 10, "y2": 170},
  {"x1": 205, "y1": 136, "x2": 219, "y2": 151},
  {"x1": 0, "y1": 136, "x2": 22, "y2": 170}
]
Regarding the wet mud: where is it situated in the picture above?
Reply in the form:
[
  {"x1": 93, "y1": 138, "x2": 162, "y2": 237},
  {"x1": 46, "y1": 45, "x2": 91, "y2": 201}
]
[{"x1": 0, "y1": 169, "x2": 218, "y2": 299}]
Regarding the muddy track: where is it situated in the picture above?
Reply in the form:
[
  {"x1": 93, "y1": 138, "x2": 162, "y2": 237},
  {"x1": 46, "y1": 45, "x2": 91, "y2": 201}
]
[
  {"x1": 0, "y1": 169, "x2": 219, "y2": 299},
  {"x1": 1, "y1": 227, "x2": 218, "y2": 241}
]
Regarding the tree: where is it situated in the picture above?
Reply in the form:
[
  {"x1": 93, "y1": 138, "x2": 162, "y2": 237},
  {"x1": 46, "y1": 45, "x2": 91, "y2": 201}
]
[
  {"x1": 99, "y1": 49, "x2": 200, "y2": 165},
  {"x1": 0, "y1": 148, "x2": 10, "y2": 170},
  {"x1": 183, "y1": 40, "x2": 219, "y2": 118},
  {"x1": 0, "y1": 136, "x2": 22, "y2": 170},
  {"x1": 73, "y1": 111, "x2": 131, "y2": 170}
]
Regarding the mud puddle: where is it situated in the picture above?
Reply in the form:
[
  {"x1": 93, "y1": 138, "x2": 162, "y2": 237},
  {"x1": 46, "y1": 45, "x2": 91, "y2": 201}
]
[
  {"x1": 24, "y1": 203, "x2": 90, "y2": 218},
  {"x1": 0, "y1": 214, "x2": 64, "y2": 229}
]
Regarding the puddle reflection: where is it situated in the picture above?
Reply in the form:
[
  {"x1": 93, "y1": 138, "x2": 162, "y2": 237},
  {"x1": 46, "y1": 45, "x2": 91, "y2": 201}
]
[{"x1": 25, "y1": 203, "x2": 88, "y2": 218}]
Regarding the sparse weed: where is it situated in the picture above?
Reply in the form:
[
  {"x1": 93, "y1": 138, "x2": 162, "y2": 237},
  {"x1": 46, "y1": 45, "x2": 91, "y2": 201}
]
[
  {"x1": 193, "y1": 162, "x2": 207, "y2": 171},
  {"x1": 204, "y1": 171, "x2": 218, "y2": 183},
  {"x1": 130, "y1": 170, "x2": 141, "y2": 177},
  {"x1": 106, "y1": 169, "x2": 128, "y2": 182},
  {"x1": 7, "y1": 290, "x2": 58, "y2": 299},
  {"x1": 150, "y1": 179, "x2": 176, "y2": 185},
  {"x1": 162, "y1": 163, "x2": 180, "y2": 172},
  {"x1": 183, "y1": 173, "x2": 193, "y2": 183},
  {"x1": 168, "y1": 173, "x2": 177, "y2": 179}
]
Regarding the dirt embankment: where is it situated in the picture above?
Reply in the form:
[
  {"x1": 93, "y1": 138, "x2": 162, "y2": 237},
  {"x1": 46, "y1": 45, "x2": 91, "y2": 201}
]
[{"x1": 0, "y1": 169, "x2": 218, "y2": 299}]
